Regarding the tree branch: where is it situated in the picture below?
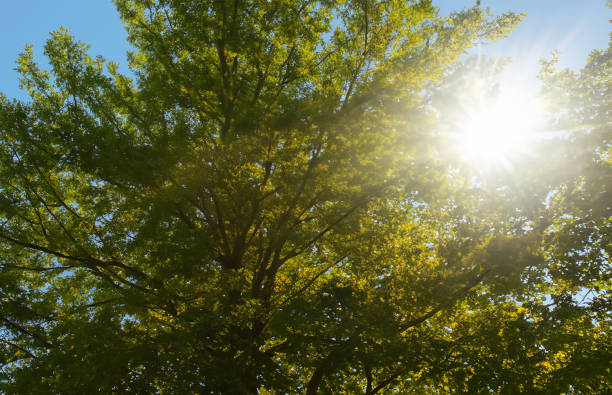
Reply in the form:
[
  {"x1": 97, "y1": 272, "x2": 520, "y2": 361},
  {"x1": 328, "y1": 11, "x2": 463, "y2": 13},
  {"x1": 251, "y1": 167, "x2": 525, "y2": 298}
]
[{"x1": 400, "y1": 269, "x2": 490, "y2": 332}]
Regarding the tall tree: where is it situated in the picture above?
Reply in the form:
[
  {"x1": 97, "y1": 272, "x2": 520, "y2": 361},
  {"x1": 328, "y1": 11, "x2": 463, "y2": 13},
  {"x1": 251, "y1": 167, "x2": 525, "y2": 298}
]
[{"x1": 0, "y1": 0, "x2": 608, "y2": 393}]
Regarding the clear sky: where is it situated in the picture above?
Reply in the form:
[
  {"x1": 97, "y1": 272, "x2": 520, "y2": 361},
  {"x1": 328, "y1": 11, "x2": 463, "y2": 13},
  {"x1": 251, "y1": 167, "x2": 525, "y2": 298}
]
[
  {"x1": 437, "y1": 0, "x2": 611, "y2": 95},
  {"x1": 1, "y1": 1, "x2": 610, "y2": 101}
]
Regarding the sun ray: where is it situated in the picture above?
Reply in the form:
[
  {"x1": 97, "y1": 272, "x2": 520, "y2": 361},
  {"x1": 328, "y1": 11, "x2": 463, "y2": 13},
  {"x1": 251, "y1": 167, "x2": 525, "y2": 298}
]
[{"x1": 455, "y1": 82, "x2": 545, "y2": 168}]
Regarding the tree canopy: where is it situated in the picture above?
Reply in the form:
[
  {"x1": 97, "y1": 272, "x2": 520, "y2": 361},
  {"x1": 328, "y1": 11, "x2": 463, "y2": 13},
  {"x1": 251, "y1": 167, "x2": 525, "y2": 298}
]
[{"x1": 0, "y1": 0, "x2": 609, "y2": 393}]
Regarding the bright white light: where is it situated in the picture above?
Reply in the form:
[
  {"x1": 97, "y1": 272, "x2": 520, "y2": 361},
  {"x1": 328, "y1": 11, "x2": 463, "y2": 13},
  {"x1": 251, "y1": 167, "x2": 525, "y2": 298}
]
[{"x1": 456, "y1": 86, "x2": 544, "y2": 168}]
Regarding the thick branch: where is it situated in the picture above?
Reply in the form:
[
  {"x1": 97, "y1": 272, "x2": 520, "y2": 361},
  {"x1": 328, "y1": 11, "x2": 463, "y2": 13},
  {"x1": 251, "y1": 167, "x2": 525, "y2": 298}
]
[{"x1": 306, "y1": 365, "x2": 325, "y2": 395}]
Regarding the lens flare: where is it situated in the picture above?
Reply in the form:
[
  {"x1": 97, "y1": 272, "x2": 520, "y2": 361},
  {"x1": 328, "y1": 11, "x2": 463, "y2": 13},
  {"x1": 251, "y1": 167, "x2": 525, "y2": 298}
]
[{"x1": 455, "y1": 84, "x2": 545, "y2": 168}]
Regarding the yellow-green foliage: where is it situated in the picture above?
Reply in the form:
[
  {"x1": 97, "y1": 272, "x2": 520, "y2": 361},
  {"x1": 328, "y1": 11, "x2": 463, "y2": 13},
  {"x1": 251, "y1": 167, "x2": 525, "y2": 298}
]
[{"x1": 0, "y1": 1, "x2": 608, "y2": 393}]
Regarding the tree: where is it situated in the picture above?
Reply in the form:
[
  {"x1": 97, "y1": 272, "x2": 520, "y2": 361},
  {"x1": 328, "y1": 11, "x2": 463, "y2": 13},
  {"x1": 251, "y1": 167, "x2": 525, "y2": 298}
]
[{"x1": 0, "y1": 0, "x2": 608, "y2": 393}]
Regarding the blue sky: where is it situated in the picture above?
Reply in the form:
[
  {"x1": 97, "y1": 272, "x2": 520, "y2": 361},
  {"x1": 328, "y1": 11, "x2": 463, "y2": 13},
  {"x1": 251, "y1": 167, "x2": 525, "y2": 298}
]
[
  {"x1": 437, "y1": 0, "x2": 611, "y2": 94},
  {"x1": 1, "y1": 1, "x2": 610, "y2": 100}
]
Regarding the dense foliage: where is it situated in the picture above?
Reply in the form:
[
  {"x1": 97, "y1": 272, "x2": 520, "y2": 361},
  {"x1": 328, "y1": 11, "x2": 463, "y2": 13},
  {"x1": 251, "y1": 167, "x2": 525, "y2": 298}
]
[{"x1": 0, "y1": 0, "x2": 609, "y2": 393}]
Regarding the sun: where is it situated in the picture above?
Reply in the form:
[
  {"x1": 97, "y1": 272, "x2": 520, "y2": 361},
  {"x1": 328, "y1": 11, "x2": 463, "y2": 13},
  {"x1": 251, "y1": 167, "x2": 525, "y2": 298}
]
[{"x1": 456, "y1": 86, "x2": 544, "y2": 168}]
